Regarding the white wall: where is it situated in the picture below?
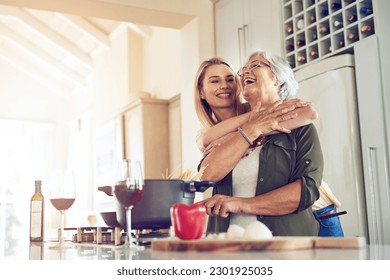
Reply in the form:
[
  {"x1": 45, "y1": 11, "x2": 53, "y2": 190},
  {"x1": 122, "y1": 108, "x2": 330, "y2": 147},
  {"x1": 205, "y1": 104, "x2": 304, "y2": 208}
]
[{"x1": 0, "y1": 1, "x2": 215, "y2": 222}]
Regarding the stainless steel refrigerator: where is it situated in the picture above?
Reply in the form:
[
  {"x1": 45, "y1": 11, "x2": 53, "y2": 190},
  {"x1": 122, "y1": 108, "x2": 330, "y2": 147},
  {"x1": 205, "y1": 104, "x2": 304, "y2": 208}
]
[{"x1": 295, "y1": 54, "x2": 368, "y2": 239}]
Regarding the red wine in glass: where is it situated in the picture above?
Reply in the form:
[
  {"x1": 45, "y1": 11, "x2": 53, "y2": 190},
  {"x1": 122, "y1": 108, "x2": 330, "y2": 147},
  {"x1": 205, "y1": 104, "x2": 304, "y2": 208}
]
[
  {"x1": 114, "y1": 185, "x2": 144, "y2": 207},
  {"x1": 50, "y1": 198, "x2": 76, "y2": 211}
]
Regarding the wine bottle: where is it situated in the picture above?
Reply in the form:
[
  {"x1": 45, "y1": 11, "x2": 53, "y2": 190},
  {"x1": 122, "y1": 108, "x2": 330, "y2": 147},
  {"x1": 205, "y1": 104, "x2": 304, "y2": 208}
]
[
  {"x1": 338, "y1": 39, "x2": 345, "y2": 47},
  {"x1": 297, "y1": 55, "x2": 306, "y2": 62},
  {"x1": 347, "y1": 13, "x2": 357, "y2": 22},
  {"x1": 361, "y1": 24, "x2": 373, "y2": 33},
  {"x1": 296, "y1": 39, "x2": 306, "y2": 46},
  {"x1": 286, "y1": 25, "x2": 293, "y2": 34},
  {"x1": 334, "y1": 20, "x2": 343, "y2": 28},
  {"x1": 348, "y1": 32, "x2": 358, "y2": 40},
  {"x1": 318, "y1": 25, "x2": 329, "y2": 34},
  {"x1": 30, "y1": 180, "x2": 44, "y2": 242},
  {"x1": 309, "y1": 15, "x2": 316, "y2": 23},
  {"x1": 286, "y1": 44, "x2": 294, "y2": 51},
  {"x1": 309, "y1": 50, "x2": 318, "y2": 58},
  {"x1": 360, "y1": 7, "x2": 373, "y2": 16}
]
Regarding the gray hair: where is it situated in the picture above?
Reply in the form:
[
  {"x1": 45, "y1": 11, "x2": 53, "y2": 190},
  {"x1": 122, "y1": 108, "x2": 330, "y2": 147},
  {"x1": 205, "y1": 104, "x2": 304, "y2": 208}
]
[{"x1": 244, "y1": 50, "x2": 299, "y2": 99}]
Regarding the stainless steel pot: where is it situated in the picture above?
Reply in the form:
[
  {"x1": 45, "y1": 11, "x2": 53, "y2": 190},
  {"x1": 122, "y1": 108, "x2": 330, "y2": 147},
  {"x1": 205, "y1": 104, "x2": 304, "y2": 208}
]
[{"x1": 98, "y1": 179, "x2": 214, "y2": 230}]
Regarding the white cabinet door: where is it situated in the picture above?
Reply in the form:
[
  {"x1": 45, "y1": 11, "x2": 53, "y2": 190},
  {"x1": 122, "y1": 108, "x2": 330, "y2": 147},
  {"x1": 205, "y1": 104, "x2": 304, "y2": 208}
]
[
  {"x1": 215, "y1": 0, "x2": 245, "y2": 71},
  {"x1": 215, "y1": 0, "x2": 283, "y2": 70},
  {"x1": 245, "y1": 0, "x2": 282, "y2": 56}
]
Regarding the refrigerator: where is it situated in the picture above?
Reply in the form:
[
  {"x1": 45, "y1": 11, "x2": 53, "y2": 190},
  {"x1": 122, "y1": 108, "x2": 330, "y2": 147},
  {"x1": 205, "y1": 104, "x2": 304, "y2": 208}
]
[{"x1": 294, "y1": 54, "x2": 368, "y2": 239}]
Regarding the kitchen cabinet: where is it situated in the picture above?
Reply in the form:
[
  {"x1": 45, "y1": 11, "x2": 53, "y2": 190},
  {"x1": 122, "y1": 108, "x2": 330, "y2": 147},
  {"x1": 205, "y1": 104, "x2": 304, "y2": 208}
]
[
  {"x1": 214, "y1": 0, "x2": 282, "y2": 70},
  {"x1": 121, "y1": 97, "x2": 169, "y2": 179}
]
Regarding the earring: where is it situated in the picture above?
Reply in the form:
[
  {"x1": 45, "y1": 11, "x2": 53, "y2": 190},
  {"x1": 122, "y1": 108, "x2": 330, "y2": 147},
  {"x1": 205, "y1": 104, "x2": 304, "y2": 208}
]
[{"x1": 200, "y1": 95, "x2": 205, "y2": 99}]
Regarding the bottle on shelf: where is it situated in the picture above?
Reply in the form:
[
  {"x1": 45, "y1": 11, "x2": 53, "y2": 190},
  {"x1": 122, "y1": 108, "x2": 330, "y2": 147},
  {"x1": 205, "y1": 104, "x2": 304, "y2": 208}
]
[
  {"x1": 331, "y1": 2, "x2": 342, "y2": 10},
  {"x1": 334, "y1": 20, "x2": 343, "y2": 28},
  {"x1": 30, "y1": 180, "x2": 44, "y2": 242},
  {"x1": 309, "y1": 50, "x2": 318, "y2": 58},
  {"x1": 347, "y1": 13, "x2": 357, "y2": 23},
  {"x1": 296, "y1": 19, "x2": 305, "y2": 30},
  {"x1": 347, "y1": 31, "x2": 358, "y2": 40},
  {"x1": 361, "y1": 24, "x2": 373, "y2": 33},
  {"x1": 311, "y1": 32, "x2": 318, "y2": 40},
  {"x1": 318, "y1": 24, "x2": 329, "y2": 35},
  {"x1": 286, "y1": 44, "x2": 295, "y2": 51},
  {"x1": 297, "y1": 54, "x2": 306, "y2": 63},
  {"x1": 286, "y1": 25, "x2": 294, "y2": 34},
  {"x1": 338, "y1": 39, "x2": 345, "y2": 47},
  {"x1": 296, "y1": 39, "x2": 306, "y2": 47},
  {"x1": 309, "y1": 15, "x2": 316, "y2": 23},
  {"x1": 360, "y1": 7, "x2": 373, "y2": 16}
]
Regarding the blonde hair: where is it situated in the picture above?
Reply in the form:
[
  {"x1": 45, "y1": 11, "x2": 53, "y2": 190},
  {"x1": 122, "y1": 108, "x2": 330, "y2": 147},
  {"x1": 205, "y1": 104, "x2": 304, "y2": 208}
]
[{"x1": 194, "y1": 57, "x2": 244, "y2": 128}]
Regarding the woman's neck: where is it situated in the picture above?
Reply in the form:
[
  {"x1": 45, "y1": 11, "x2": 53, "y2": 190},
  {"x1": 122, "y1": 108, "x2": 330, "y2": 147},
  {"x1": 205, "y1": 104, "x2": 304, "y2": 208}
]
[{"x1": 212, "y1": 106, "x2": 238, "y2": 122}]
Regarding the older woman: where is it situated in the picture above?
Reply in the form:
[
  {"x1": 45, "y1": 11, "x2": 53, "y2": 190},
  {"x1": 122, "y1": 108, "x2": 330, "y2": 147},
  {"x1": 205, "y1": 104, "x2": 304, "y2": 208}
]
[{"x1": 197, "y1": 51, "x2": 324, "y2": 236}]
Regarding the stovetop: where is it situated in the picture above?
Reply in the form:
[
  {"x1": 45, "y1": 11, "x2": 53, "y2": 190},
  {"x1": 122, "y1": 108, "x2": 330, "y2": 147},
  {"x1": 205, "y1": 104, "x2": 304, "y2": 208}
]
[{"x1": 63, "y1": 227, "x2": 170, "y2": 246}]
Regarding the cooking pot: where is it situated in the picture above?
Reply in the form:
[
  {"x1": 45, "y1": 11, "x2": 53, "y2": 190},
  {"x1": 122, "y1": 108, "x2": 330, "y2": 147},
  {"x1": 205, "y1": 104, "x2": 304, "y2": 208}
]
[{"x1": 98, "y1": 179, "x2": 214, "y2": 230}]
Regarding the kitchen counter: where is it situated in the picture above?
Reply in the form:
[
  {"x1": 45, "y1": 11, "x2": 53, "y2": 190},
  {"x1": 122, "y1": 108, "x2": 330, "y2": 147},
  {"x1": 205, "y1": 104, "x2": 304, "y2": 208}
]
[{"x1": 8, "y1": 241, "x2": 390, "y2": 260}]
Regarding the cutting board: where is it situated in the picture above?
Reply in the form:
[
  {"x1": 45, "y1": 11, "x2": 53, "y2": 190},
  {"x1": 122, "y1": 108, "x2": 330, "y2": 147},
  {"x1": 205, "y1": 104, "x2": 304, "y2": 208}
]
[{"x1": 151, "y1": 236, "x2": 366, "y2": 252}]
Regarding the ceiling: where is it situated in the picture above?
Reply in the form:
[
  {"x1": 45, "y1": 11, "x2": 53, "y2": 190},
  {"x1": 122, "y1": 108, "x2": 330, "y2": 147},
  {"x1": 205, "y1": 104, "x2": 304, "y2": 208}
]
[{"x1": 0, "y1": 4, "x2": 124, "y2": 96}]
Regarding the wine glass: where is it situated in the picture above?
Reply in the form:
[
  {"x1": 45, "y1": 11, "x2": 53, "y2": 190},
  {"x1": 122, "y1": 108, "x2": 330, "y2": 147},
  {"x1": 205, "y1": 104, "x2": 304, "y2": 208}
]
[
  {"x1": 114, "y1": 160, "x2": 144, "y2": 250},
  {"x1": 49, "y1": 169, "x2": 76, "y2": 249}
]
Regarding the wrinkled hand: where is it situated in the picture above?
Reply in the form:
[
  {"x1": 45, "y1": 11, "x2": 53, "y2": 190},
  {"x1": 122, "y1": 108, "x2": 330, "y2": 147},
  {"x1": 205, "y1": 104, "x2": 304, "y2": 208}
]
[
  {"x1": 277, "y1": 98, "x2": 312, "y2": 111},
  {"x1": 197, "y1": 194, "x2": 245, "y2": 218},
  {"x1": 247, "y1": 100, "x2": 298, "y2": 136}
]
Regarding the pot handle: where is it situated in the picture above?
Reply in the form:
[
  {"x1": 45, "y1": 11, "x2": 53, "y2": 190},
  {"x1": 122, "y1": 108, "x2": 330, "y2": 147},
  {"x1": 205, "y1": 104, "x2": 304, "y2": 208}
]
[
  {"x1": 191, "y1": 181, "x2": 215, "y2": 192},
  {"x1": 98, "y1": 186, "x2": 113, "y2": 196}
]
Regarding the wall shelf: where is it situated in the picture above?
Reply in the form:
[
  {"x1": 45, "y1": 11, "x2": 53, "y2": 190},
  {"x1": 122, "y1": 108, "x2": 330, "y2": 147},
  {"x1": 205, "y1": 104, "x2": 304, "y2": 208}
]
[{"x1": 282, "y1": 0, "x2": 375, "y2": 70}]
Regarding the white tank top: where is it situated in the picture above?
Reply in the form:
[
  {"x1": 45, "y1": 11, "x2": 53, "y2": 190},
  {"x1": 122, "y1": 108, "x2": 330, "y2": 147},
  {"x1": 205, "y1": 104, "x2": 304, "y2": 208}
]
[{"x1": 230, "y1": 146, "x2": 262, "y2": 229}]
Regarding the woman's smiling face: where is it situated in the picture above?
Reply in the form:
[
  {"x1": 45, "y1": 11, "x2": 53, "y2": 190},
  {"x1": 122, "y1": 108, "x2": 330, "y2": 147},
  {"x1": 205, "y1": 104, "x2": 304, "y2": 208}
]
[
  {"x1": 240, "y1": 55, "x2": 281, "y2": 106},
  {"x1": 200, "y1": 64, "x2": 238, "y2": 110}
]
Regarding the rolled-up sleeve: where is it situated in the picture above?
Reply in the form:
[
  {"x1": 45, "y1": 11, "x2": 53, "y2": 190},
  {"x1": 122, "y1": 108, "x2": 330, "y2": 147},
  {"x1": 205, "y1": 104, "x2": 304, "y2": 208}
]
[{"x1": 292, "y1": 124, "x2": 324, "y2": 212}]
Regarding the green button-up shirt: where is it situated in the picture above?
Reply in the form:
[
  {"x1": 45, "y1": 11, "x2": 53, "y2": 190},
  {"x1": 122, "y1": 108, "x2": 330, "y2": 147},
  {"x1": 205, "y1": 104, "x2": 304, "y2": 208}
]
[{"x1": 206, "y1": 123, "x2": 324, "y2": 236}]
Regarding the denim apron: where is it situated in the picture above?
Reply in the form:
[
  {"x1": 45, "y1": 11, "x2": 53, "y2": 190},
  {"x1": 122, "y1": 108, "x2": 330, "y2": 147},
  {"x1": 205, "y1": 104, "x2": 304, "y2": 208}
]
[{"x1": 313, "y1": 204, "x2": 345, "y2": 237}]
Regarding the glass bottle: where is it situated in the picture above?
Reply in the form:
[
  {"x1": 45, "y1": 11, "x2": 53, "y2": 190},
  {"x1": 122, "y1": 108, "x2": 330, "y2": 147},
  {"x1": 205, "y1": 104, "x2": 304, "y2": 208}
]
[
  {"x1": 347, "y1": 13, "x2": 357, "y2": 23},
  {"x1": 296, "y1": 39, "x2": 306, "y2": 47},
  {"x1": 318, "y1": 24, "x2": 329, "y2": 34},
  {"x1": 309, "y1": 50, "x2": 318, "y2": 58},
  {"x1": 334, "y1": 20, "x2": 343, "y2": 28},
  {"x1": 297, "y1": 54, "x2": 306, "y2": 63},
  {"x1": 30, "y1": 180, "x2": 44, "y2": 242},
  {"x1": 361, "y1": 24, "x2": 373, "y2": 33},
  {"x1": 286, "y1": 44, "x2": 295, "y2": 51},
  {"x1": 360, "y1": 7, "x2": 373, "y2": 16},
  {"x1": 286, "y1": 25, "x2": 293, "y2": 34}
]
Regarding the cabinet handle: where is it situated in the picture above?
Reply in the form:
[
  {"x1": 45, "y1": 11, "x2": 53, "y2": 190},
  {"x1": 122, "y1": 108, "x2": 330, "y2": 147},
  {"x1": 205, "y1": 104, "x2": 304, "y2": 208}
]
[
  {"x1": 238, "y1": 27, "x2": 244, "y2": 66},
  {"x1": 243, "y1": 24, "x2": 249, "y2": 60},
  {"x1": 367, "y1": 147, "x2": 382, "y2": 244}
]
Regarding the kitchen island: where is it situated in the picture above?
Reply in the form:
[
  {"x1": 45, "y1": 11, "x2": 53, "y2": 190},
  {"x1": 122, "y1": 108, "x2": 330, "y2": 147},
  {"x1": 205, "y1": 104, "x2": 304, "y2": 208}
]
[{"x1": 8, "y1": 241, "x2": 390, "y2": 260}]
